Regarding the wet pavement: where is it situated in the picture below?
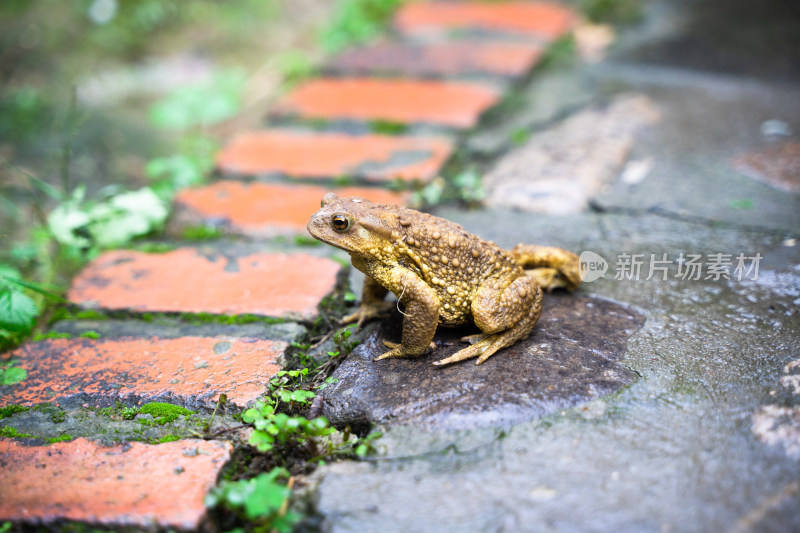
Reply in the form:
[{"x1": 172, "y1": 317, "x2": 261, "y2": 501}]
[
  {"x1": 2, "y1": 0, "x2": 800, "y2": 530},
  {"x1": 311, "y1": 0, "x2": 800, "y2": 530}
]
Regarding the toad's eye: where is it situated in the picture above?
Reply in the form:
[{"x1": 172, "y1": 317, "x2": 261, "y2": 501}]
[{"x1": 331, "y1": 214, "x2": 351, "y2": 232}]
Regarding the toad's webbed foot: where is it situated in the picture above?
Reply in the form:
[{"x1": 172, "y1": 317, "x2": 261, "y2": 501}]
[
  {"x1": 375, "y1": 339, "x2": 436, "y2": 361},
  {"x1": 340, "y1": 300, "x2": 395, "y2": 327},
  {"x1": 433, "y1": 334, "x2": 505, "y2": 366}
]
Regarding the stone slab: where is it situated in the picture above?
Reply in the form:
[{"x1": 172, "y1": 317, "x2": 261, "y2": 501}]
[
  {"x1": 0, "y1": 336, "x2": 283, "y2": 408},
  {"x1": 313, "y1": 209, "x2": 800, "y2": 533},
  {"x1": 326, "y1": 40, "x2": 543, "y2": 79},
  {"x1": 0, "y1": 438, "x2": 231, "y2": 530},
  {"x1": 216, "y1": 130, "x2": 454, "y2": 182},
  {"x1": 68, "y1": 248, "x2": 341, "y2": 320},
  {"x1": 484, "y1": 93, "x2": 661, "y2": 214},
  {"x1": 322, "y1": 294, "x2": 645, "y2": 430},
  {"x1": 273, "y1": 78, "x2": 500, "y2": 129},
  {"x1": 174, "y1": 181, "x2": 409, "y2": 238}
]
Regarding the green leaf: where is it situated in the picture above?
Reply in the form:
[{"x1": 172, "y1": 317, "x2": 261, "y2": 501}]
[
  {"x1": 243, "y1": 474, "x2": 291, "y2": 519},
  {"x1": 1, "y1": 367, "x2": 27, "y2": 385},
  {"x1": 149, "y1": 70, "x2": 245, "y2": 130},
  {"x1": 47, "y1": 203, "x2": 92, "y2": 248},
  {"x1": 241, "y1": 408, "x2": 259, "y2": 423},
  {"x1": 249, "y1": 430, "x2": 275, "y2": 452},
  {"x1": 87, "y1": 187, "x2": 169, "y2": 247},
  {"x1": 145, "y1": 154, "x2": 206, "y2": 190},
  {"x1": 0, "y1": 290, "x2": 38, "y2": 334},
  {"x1": 0, "y1": 264, "x2": 22, "y2": 291}
]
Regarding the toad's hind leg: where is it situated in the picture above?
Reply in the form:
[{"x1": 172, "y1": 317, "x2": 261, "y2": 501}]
[
  {"x1": 511, "y1": 244, "x2": 581, "y2": 291},
  {"x1": 433, "y1": 276, "x2": 543, "y2": 366}
]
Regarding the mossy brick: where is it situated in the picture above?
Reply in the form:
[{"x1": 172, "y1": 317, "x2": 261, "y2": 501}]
[
  {"x1": 0, "y1": 438, "x2": 231, "y2": 529},
  {"x1": 67, "y1": 248, "x2": 341, "y2": 319},
  {"x1": 0, "y1": 337, "x2": 284, "y2": 408},
  {"x1": 216, "y1": 130, "x2": 454, "y2": 182},
  {"x1": 175, "y1": 181, "x2": 410, "y2": 238},
  {"x1": 327, "y1": 41, "x2": 544, "y2": 79},
  {"x1": 394, "y1": 1, "x2": 576, "y2": 41},
  {"x1": 274, "y1": 78, "x2": 500, "y2": 129}
]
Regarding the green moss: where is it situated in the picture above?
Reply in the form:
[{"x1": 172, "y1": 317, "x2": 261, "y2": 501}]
[
  {"x1": 182, "y1": 225, "x2": 224, "y2": 240},
  {"x1": 156, "y1": 434, "x2": 182, "y2": 443},
  {"x1": 47, "y1": 434, "x2": 73, "y2": 444},
  {"x1": 97, "y1": 402, "x2": 138, "y2": 420},
  {"x1": 582, "y1": 0, "x2": 642, "y2": 25},
  {"x1": 32, "y1": 331, "x2": 72, "y2": 341},
  {"x1": 33, "y1": 402, "x2": 66, "y2": 423},
  {"x1": 0, "y1": 405, "x2": 30, "y2": 419},
  {"x1": 537, "y1": 35, "x2": 577, "y2": 71},
  {"x1": 50, "y1": 307, "x2": 110, "y2": 323},
  {"x1": 130, "y1": 242, "x2": 177, "y2": 254},
  {"x1": 80, "y1": 330, "x2": 101, "y2": 339},
  {"x1": 293, "y1": 234, "x2": 322, "y2": 247},
  {"x1": 177, "y1": 311, "x2": 285, "y2": 326},
  {"x1": 369, "y1": 119, "x2": 408, "y2": 135},
  {"x1": 0, "y1": 426, "x2": 34, "y2": 438},
  {"x1": 139, "y1": 402, "x2": 193, "y2": 424}
]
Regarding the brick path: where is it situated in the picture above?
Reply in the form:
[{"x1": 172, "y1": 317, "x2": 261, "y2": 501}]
[{"x1": 0, "y1": 2, "x2": 575, "y2": 529}]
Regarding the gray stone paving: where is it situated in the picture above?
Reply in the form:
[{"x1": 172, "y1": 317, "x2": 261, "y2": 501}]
[{"x1": 311, "y1": 0, "x2": 800, "y2": 530}]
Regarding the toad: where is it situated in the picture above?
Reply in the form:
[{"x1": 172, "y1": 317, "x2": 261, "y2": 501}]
[{"x1": 307, "y1": 193, "x2": 581, "y2": 366}]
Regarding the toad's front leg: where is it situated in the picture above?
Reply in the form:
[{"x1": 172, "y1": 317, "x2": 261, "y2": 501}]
[{"x1": 372, "y1": 267, "x2": 440, "y2": 361}]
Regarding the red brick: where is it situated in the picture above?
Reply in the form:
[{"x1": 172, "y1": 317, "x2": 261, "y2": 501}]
[
  {"x1": 216, "y1": 130, "x2": 454, "y2": 181},
  {"x1": 175, "y1": 182, "x2": 410, "y2": 238},
  {"x1": 395, "y1": 1, "x2": 575, "y2": 40},
  {"x1": 327, "y1": 40, "x2": 543, "y2": 78},
  {"x1": 68, "y1": 249, "x2": 341, "y2": 320},
  {"x1": 0, "y1": 337, "x2": 283, "y2": 407},
  {"x1": 732, "y1": 141, "x2": 800, "y2": 193},
  {"x1": 274, "y1": 78, "x2": 500, "y2": 128},
  {"x1": 0, "y1": 438, "x2": 231, "y2": 529}
]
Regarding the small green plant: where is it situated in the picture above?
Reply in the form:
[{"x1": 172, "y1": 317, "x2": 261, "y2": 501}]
[
  {"x1": 276, "y1": 50, "x2": 316, "y2": 83},
  {"x1": 340, "y1": 429, "x2": 383, "y2": 458},
  {"x1": 205, "y1": 467, "x2": 298, "y2": 533},
  {"x1": 0, "y1": 360, "x2": 27, "y2": 385},
  {"x1": 0, "y1": 263, "x2": 41, "y2": 352},
  {"x1": 47, "y1": 434, "x2": 73, "y2": 444},
  {"x1": 47, "y1": 185, "x2": 169, "y2": 251},
  {"x1": 149, "y1": 69, "x2": 246, "y2": 130},
  {"x1": 510, "y1": 127, "x2": 530, "y2": 146},
  {"x1": 321, "y1": 0, "x2": 406, "y2": 53},
  {"x1": 242, "y1": 369, "x2": 334, "y2": 453},
  {"x1": 411, "y1": 176, "x2": 446, "y2": 207},
  {"x1": 452, "y1": 169, "x2": 486, "y2": 204},
  {"x1": 333, "y1": 324, "x2": 360, "y2": 354}
]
